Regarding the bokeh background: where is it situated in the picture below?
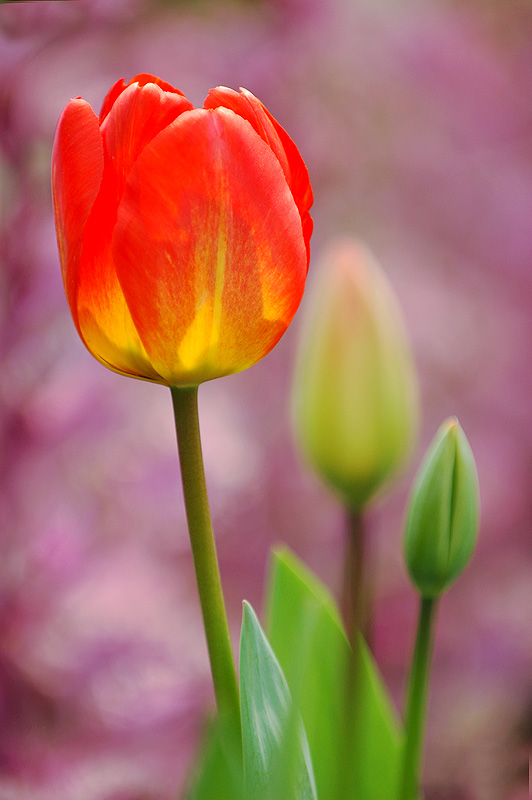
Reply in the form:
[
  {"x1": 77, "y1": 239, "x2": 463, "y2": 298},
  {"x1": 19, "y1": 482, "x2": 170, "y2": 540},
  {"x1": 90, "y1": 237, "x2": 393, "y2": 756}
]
[{"x1": 1, "y1": 0, "x2": 531, "y2": 798}]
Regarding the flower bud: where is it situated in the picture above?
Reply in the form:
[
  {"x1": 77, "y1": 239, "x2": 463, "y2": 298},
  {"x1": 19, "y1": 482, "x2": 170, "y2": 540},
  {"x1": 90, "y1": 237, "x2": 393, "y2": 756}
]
[
  {"x1": 404, "y1": 418, "x2": 480, "y2": 598},
  {"x1": 291, "y1": 238, "x2": 419, "y2": 509}
]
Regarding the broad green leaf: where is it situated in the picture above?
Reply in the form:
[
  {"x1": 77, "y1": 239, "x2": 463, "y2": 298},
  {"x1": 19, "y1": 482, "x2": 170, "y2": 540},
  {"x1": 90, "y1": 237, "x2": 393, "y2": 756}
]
[
  {"x1": 266, "y1": 547, "x2": 403, "y2": 800},
  {"x1": 240, "y1": 601, "x2": 317, "y2": 800},
  {"x1": 184, "y1": 713, "x2": 244, "y2": 800}
]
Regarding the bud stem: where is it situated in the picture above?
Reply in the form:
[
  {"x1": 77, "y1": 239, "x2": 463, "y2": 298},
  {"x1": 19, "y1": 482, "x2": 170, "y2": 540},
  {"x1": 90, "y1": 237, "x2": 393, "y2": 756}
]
[
  {"x1": 171, "y1": 386, "x2": 240, "y2": 734},
  {"x1": 338, "y1": 509, "x2": 371, "y2": 799},
  {"x1": 342, "y1": 509, "x2": 372, "y2": 645},
  {"x1": 398, "y1": 596, "x2": 438, "y2": 800}
]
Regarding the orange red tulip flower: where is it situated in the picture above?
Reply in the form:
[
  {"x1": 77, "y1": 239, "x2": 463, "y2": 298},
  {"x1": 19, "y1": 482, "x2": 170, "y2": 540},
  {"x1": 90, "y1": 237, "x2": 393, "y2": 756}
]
[{"x1": 52, "y1": 74, "x2": 313, "y2": 386}]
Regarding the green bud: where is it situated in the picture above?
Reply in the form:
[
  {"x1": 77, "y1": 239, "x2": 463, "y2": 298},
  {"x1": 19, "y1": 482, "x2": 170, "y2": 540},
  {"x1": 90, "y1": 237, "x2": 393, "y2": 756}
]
[
  {"x1": 291, "y1": 238, "x2": 419, "y2": 510},
  {"x1": 404, "y1": 418, "x2": 480, "y2": 598}
]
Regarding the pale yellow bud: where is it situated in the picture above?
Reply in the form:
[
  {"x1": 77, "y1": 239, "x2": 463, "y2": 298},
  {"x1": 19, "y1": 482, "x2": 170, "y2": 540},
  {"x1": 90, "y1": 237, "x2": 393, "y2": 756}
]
[{"x1": 292, "y1": 238, "x2": 419, "y2": 509}]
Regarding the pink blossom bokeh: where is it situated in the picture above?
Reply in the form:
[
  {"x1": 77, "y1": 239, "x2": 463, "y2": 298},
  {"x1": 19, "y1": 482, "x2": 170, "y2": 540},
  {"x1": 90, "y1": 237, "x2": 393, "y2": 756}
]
[{"x1": 0, "y1": 0, "x2": 531, "y2": 798}]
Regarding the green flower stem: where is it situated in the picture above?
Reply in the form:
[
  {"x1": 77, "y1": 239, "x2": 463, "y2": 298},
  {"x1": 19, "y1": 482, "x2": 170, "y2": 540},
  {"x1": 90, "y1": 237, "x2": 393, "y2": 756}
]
[
  {"x1": 398, "y1": 596, "x2": 438, "y2": 800},
  {"x1": 338, "y1": 509, "x2": 367, "y2": 800},
  {"x1": 342, "y1": 509, "x2": 372, "y2": 645},
  {"x1": 171, "y1": 386, "x2": 240, "y2": 731}
]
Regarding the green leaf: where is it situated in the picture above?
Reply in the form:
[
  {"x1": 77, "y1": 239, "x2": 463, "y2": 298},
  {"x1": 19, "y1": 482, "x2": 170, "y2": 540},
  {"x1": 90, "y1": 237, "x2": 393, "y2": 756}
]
[
  {"x1": 266, "y1": 547, "x2": 403, "y2": 800},
  {"x1": 184, "y1": 713, "x2": 244, "y2": 800},
  {"x1": 239, "y1": 601, "x2": 318, "y2": 800}
]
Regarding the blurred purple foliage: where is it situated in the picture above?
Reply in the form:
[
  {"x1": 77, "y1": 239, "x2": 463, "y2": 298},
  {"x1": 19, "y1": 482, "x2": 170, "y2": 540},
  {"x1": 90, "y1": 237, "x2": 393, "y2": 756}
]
[{"x1": 0, "y1": 0, "x2": 531, "y2": 798}]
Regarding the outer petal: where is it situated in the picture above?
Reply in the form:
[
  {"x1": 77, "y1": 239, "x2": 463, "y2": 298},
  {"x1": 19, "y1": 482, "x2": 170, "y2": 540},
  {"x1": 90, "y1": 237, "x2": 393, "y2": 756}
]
[
  {"x1": 204, "y1": 87, "x2": 313, "y2": 266},
  {"x1": 52, "y1": 98, "x2": 104, "y2": 335},
  {"x1": 74, "y1": 82, "x2": 192, "y2": 381},
  {"x1": 112, "y1": 107, "x2": 308, "y2": 386},
  {"x1": 99, "y1": 77, "x2": 128, "y2": 124}
]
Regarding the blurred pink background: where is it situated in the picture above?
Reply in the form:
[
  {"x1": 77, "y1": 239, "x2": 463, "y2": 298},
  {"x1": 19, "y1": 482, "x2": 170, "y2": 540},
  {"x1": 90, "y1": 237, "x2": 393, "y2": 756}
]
[{"x1": 0, "y1": 0, "x2": 531, "y2": 798}]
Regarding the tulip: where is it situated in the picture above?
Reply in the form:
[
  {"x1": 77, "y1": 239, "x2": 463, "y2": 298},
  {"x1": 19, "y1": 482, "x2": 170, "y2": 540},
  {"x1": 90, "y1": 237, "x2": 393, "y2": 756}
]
[
  {"x1": 399, "y1": 421, "x2": 479, "y2": 800},
  {"x1": 404, "y1": 417, "x2": 480, "y2": 599},
  {"x1": 292, "y1": 238, "x2": 419, "y2": 510},
  {"x1": 52, "y1": 74, "x2": 313, "y2": 386}
]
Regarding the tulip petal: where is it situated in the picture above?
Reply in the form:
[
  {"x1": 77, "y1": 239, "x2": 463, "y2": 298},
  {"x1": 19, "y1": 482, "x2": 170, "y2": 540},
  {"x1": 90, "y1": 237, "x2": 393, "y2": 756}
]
[
  {"x1": 52, "y1": 98, "x2": 104, "y2": 334},
  {"x1": 99, "y1": 77, "x2": 128, "y2": 124},
  {"x1": 113, "y1": 107, "x2": 307, "y2": 386},
  {"x1": 129, "y1": 73, "x2": 189, "y2": 94},
  {"x1": 99, "y1": 73, "x2": 188, "y2": 122},
  {"x1": 204, "y1": 87, "x2": 313, "y2": 266},
  {"x1": 75, "y1": 82, "x2": 192, "y2": 381},
  {"x1": 100, "y1": 81, "x2": 193, "y2": 195}
]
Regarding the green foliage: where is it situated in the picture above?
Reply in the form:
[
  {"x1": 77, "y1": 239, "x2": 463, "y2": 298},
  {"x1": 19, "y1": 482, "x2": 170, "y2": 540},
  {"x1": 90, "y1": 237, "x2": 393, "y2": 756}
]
[
  {"x1": 185, "y1": 713, "x2": 245, "y2": 800},
  {"x1": 266, "y1": 547, "x2": 403, "y2": 800},
  {"x1": 240, "y1": 601, "x2": 318, "y2": 800},
  {"x1": 186, "y1": 548, "x2": 404, "y2": 800}
]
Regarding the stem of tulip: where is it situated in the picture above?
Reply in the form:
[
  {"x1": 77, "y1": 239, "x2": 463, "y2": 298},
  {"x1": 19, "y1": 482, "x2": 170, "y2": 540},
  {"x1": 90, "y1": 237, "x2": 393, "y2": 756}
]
[
  {"x1": 171, "y1": 386, "x2": 240, "y2": 735},
  {"x1": 338, "y1": 509, "x2": 367, "y2": 800},
  {"x1": 398, "y1": 596, "x2": 438, "y2": 800},
  {"x1": 342, "y1": 509, "x2": 370, "y2": 645}
]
